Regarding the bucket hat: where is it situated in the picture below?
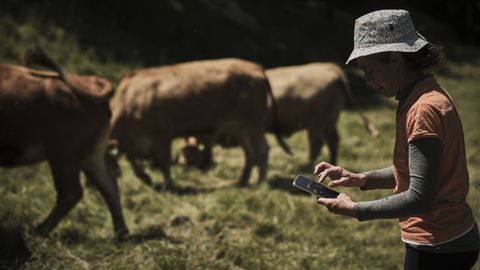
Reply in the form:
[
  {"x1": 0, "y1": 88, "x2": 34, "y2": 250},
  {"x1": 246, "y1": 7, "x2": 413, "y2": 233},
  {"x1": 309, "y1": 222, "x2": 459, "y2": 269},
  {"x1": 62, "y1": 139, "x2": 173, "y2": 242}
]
[{"x1": 346, "y1": 9, "x2": 429, "y2": 64}]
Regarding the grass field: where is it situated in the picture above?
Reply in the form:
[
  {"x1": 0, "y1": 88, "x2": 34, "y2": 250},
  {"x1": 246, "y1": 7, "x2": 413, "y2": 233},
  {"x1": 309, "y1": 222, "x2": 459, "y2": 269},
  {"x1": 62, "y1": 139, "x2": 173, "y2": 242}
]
[{"x1": 1, "y1": 17, "x2": 480, "y2": 270}]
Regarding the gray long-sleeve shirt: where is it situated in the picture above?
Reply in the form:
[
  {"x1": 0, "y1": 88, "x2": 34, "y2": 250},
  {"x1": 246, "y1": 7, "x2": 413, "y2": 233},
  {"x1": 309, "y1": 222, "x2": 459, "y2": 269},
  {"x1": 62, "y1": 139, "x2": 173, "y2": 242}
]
[
  {"x1": 354, "y1": 138, "x2": 479, "y2": 252},
  {"x1": 355, "y1": 138, "x2": 440, "y2": 220}
]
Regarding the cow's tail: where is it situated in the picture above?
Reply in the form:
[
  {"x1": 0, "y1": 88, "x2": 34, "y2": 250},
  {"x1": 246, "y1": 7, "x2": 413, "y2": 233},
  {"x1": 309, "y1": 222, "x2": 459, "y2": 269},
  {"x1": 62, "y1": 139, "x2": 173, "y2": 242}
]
[
  {"x1": 23, "y1": 47, "x2": 106, "y2": 103},
  {"x1": 263, "y1": 71, "x2": 293, "y2": 155},
  {"x1": 339, "y1": 71, "x2": 379, "y2": 137}
]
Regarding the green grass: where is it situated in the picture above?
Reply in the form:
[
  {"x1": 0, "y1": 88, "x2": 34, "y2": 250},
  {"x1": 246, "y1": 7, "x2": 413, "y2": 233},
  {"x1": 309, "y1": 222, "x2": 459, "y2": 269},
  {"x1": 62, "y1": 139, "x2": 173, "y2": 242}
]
[
  {"x1": 1, "y1": 16, "x2": 480, "y2": 270},
  {"x1": 0, "y1": 15, "x2": 139, "y2": 81}
]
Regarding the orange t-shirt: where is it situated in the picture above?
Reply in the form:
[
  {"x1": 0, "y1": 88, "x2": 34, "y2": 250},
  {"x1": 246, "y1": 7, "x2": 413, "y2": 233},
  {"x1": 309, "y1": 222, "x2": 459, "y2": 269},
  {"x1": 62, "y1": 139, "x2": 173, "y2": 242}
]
[{"x1": 393, "y1": 75, "x2": 474, "y2": 245}]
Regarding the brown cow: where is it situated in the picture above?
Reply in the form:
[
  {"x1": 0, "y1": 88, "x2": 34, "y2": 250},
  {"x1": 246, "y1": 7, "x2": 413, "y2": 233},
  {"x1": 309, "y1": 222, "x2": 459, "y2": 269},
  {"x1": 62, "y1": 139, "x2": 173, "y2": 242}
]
[
  {"x1": 109, "y1": 58, "x2": 290, "y2": 188},
  {"x1": 180, "y1": 62, "x2": 378, "y2": 167},
  {"x1": 0, "y1": 48, "x2": 128, "y2": 239},
  {"x1": 264, "y1": 62, "x2": 378, "y2": 164}
]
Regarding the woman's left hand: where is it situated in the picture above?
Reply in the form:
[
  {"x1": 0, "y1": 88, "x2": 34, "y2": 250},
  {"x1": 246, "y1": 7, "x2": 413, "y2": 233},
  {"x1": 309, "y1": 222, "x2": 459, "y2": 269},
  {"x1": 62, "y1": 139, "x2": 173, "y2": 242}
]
[{"x1": 317, "y1": 193, "x2": 356, "y2": 218}]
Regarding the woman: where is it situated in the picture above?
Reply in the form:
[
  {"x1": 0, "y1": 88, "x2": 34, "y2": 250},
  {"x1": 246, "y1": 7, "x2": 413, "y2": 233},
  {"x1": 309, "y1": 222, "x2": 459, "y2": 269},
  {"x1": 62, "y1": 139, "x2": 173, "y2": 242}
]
[{"x1": 314, "y1": 9, "x2": 480, "y2": 270}]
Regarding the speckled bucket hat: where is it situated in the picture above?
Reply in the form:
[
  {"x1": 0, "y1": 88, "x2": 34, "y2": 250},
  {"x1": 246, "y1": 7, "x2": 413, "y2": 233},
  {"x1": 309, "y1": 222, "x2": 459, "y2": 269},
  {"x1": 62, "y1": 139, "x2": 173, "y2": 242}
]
[{"x1": 346, "y1": 9, "x2": 429, "y2": 65}]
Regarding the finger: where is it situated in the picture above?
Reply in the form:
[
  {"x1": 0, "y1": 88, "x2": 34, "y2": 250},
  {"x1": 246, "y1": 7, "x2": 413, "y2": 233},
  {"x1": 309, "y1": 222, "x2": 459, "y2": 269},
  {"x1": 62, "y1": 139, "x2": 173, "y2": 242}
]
[
  {"x1": 313, "y1": 162, "x2": 323, "y2": 175},
  {"x1": 328, "y1": 177, "x2": 350, "y2": 187},
  {"x1": 316, "y1": 197, "x2": 326, "y2": 205},
  {"x1": 318, "y1": 167, "x2": 336, "y2": 183},
  {"x1": 318, "y1": 171, "x2": 327, "y2": 183},
  {"x1": 318, "y1": 168, "x2": 333, "y2": 182},
  {"x1": 316, "y1": 197, "x2": 333, "y2": 206},
  {"x1": 336, "y1": 193, "x2": 349, "y2": 201},
  {"x1": 317, "y1": 172, "x2": 325, "y2": 183},
  {"x1": 338, "y1": 193, "x2": 350, "y2": 200},
  {"x1": 314, "y1": 162, "x2": 331, "y2": 175}
]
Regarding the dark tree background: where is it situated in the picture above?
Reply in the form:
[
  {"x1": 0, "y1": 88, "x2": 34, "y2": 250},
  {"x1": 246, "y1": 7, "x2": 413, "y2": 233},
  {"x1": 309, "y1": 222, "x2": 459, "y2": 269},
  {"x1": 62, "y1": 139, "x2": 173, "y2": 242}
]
[{"x1": 2, "y1": 0, "x2": 479, "y2": 68}]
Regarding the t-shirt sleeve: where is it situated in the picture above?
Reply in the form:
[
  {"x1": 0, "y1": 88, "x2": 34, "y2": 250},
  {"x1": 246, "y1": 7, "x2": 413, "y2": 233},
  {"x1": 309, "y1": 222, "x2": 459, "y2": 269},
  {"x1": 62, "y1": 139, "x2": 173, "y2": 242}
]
[{"x1": 406, "y1": 103, "x2": 444, "y2": 143}]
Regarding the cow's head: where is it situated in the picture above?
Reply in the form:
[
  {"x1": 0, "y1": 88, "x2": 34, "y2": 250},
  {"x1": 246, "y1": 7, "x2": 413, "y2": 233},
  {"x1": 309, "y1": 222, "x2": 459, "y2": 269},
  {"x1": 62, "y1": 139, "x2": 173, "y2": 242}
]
[{"x1": 177, "y1": 137, "x2": 204, "y2": 168}]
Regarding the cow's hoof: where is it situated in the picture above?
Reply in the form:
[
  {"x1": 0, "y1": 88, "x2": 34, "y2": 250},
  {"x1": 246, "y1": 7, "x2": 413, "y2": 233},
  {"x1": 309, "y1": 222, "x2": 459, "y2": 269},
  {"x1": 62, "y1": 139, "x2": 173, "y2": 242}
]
[
  {"x1": 153, "y1": 183, "x2": 164, "y2": 192},
  {"x1": 236, "y1": 181, "x2": 249, "y2": 188},
  {"x1": 34, "y1": 224, "x2": 51, "y2": 238},
  {"x1": 140, "y1": 177, "x2": 153, "y2": 186},
  {"x1": 153, "y1": 183, "x2": 175, "y2": 192},
  {"x1": 256, "y1": 180, "x2": 267, "y2": 187},
  {"x1": 115, "y1": 228, "x2": 130, "y2": 242},
  {"x1": 199, "y1": 161, "x2": 216, "y2": 171}
]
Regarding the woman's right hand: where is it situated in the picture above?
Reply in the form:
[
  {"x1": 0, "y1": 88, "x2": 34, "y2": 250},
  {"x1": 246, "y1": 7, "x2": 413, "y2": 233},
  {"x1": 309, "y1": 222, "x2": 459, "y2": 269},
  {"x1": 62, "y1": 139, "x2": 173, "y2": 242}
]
[{"x1": 313, "y1": 161, "x2": 367, "y2": 188}]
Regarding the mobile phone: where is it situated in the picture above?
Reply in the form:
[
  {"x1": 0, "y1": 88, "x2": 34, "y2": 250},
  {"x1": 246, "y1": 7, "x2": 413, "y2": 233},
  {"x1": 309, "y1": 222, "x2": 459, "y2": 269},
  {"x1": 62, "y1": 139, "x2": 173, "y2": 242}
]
[{"x1": 292, "y1": 175, "x2": 339, "y2": 198}]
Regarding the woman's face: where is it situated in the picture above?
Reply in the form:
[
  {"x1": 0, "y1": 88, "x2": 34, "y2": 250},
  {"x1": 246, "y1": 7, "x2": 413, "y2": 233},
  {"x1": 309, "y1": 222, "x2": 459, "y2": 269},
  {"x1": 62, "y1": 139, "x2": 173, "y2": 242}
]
[{"x1": 356, "y1": 54, "x2": 402, "y2": 97}]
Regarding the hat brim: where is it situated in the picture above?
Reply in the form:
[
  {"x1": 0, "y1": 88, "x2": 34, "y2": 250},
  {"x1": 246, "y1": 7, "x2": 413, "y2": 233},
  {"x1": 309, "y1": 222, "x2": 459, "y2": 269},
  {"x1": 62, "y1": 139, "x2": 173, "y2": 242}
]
[{"x1": 345, "y1": 37, "x2": 429, "y2": 65}]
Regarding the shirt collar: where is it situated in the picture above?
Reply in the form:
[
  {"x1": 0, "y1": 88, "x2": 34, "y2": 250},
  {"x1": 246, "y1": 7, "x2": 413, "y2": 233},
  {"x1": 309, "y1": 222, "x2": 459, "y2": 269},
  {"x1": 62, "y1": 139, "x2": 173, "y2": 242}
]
[
  {"x1": 396, "y1": 74, "x2": 438, "y2": 115},
  {"x1": 395, "y1": 74, "x2": 431, "y2": 104}
]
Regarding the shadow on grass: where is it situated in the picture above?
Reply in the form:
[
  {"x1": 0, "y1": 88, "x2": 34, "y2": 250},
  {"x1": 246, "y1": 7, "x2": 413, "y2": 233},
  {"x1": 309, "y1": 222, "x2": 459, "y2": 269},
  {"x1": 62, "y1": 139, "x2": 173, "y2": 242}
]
[
  {"x1": 57, "y1": 228, "x2": 95, "y2": 246},
  {"x1": 150, "y1": 177, "x2": 252, "y2": 196},
  {"x1": 267, "y1": 175, "x2": 309, "y2": 196},
  {"x1": 152, "y1": 183, "x2": 219, "y2": 196},
  {"x1": 124, "y1": 225, "x2": 182, "y2": 244},
  {"x1": 0, "y1": 227, "x2": 32, "y2": 270}
]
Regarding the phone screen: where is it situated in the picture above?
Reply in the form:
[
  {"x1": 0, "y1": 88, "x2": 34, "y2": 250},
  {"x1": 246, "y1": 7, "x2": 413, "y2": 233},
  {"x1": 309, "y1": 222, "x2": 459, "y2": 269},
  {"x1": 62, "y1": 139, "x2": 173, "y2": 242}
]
[{"x1": 293, "y1": 175, "x2": 339, "y2": 198}]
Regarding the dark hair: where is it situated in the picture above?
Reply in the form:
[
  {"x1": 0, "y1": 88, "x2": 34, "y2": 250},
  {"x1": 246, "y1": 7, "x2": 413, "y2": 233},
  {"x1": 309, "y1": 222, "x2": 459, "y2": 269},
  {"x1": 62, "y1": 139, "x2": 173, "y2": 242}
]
[
  {"x1": 403, "y1": 43, "x2": 444, "y2": 69},
  {"x1": 362, "y1": 43, "x2": 445, "y2": 70}
]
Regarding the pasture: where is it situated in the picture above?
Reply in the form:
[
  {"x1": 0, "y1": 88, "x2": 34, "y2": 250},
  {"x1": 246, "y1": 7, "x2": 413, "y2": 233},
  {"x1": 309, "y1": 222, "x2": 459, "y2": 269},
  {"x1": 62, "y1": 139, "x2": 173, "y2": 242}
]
[
  {"x1": 1, "y1": 56, "x2": 480, "y2": 269},
  {"x1": 1, "y1": 6, "x2": 480, "y2": 270}
]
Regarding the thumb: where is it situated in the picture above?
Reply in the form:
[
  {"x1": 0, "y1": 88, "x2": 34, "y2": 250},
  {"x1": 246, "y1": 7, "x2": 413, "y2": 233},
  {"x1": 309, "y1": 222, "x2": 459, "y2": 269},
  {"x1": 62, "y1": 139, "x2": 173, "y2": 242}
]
[{"x1": 317, "y1": 197, "x2": 332, "y2": 206}]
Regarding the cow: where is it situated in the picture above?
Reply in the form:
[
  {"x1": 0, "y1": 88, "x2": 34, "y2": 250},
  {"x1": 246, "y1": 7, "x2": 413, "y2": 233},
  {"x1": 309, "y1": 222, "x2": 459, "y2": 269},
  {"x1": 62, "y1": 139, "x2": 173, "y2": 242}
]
[
  {"x1": 264, "y1": 62, "x2": 378, "y2": 164},
  {"x1": 179, "y1": 62, "x2": 378, "y2": 167},
  {"x1": 0, "y1": 48, "x2": 129, "y2": 239},
  {"x1": 108, "y1": 58, "x2": 290, "y2": 189}
]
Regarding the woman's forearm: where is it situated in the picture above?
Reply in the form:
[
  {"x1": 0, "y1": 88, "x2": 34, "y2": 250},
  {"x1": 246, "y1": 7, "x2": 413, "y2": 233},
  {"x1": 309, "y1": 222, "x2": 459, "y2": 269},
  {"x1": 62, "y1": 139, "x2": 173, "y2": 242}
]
[
  {"x1": 355, "y1": 138, "x2": 441, "y2": 221},
  {"x1": 360, "y1": 166, "x2": 396, "y2": 190}
]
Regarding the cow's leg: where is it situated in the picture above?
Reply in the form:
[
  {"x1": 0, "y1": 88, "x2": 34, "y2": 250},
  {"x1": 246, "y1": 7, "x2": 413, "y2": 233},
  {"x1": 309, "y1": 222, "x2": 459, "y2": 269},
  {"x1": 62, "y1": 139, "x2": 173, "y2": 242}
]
[
  {"x1": 36, "y1": 159, "x2": 83, "y2": 237},
  {"x1": 252, "y1": 133, "x2": 269, "y2": 184},
  {"x1": 238, "y1": 132, "x2": 255, "y2": 187},
  {"x1": 307, "y1": 127, "x2": 325, "y2": 165},
  {"x1": 104, "y1": 143, "x2": 122, "y2": 180},
  {"x1": 325, "y1": 123, "x2": 340, "y2": 165},
  {"x1": 153, "y1": 140, "x2": 173, "y2": 190},
  {"x1": 83, "y1": 148, "x2": 129, "y2": 240},
  {"x1": 127, "y1": 155, "x2": 153, "y2": 186},
  {"x1": 200, "y1": 139, "x2": 214, "y2": 169}
]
